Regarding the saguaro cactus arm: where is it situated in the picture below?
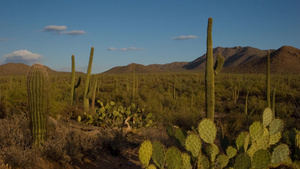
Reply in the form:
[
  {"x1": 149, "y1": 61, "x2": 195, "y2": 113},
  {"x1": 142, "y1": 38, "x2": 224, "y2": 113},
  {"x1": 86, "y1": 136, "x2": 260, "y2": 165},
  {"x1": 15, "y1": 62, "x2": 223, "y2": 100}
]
[{"x1": 214, "y1": 53, "x2": 225, "y2": 74}]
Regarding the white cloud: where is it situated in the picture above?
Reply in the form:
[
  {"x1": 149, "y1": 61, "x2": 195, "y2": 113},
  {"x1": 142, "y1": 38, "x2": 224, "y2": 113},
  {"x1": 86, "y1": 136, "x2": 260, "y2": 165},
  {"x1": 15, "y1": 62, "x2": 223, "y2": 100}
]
[
  {"x1": 43, "y1": 25, "x2": 85, "y2": 35},
  {"x1": 64, "y1": 30, "x2": 86, "y2": 35},
  {"x1": 107, "y1": 47, "x2": 141, "y2": 51},
  {"x1": 3, "y1": 50, "x2": 42, "y2": 65},
  {"x1": 43, "y1": 25, "x2": 67, "y2": 32},
  {"x1": 172, "y1": 35, "x2": 198, "y2": 40}
]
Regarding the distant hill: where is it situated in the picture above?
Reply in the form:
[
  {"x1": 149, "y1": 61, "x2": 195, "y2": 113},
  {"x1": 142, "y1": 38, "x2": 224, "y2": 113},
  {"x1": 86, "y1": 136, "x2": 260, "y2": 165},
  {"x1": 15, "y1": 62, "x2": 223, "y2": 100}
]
[
  {"x1": 1, "y1": 46, "x2": 299, "y2": 75},
  {"x1": 225, "y1": 46, "x2": 300, "y2": 74},
  {"x1": 0, "y1": 63, "x2": 66, "y2": 76},
  {"x1": 104, "y1": 46, "x2": 300, "y2": 74}
]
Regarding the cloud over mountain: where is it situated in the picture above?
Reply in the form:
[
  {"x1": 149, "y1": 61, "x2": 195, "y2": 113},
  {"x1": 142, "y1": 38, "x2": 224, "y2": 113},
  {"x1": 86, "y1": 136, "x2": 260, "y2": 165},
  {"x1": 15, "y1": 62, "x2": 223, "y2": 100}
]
[
  {"x1": 2, "y1": 50, "x2": 42, "y2": 65},
  {"x1": 43, "y1": 25, "x2": 86, "y2": 35},
  {"x1": 172, "y1": 35, "x2": 197, "y2": 40},
  {"x1": 107, "y1": 47, "x2": 141, "y2": 51}
]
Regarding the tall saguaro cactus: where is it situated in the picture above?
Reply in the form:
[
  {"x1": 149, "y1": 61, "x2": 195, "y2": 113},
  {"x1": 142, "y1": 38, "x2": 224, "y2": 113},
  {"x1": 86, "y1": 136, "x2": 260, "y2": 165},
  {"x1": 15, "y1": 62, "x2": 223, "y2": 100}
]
[
  {"x1": 27, "y1": 64, "x2": 49, "y2": 146},
  {"x1": 205, "y1": 17, "x2": 224, "y2": 121},
  {"x1": 70, "y1": 55, "x2": 81, "y2": 105},
  {"x1": 132, "y1": 64, "x2": 136, "y2": 98},
  {"x1": 205, "y1": 17, "x2": 215, "y2": 121},
  {"x1": 84, "y1": 47, "x2": 94, "y2": 113},
  {"x1": 266, "y1": 50, "x2": 271, "y2": 108}
]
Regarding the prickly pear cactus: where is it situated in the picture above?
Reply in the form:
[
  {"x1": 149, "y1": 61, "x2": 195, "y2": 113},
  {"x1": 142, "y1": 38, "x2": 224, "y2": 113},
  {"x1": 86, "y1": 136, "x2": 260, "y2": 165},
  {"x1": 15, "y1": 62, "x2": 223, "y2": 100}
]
[
  {"x1": 197, "y1": 154, "x2": 209, "y2": 169},
  {"x1": 147, "y1": 164, "x2": 157, "y2": 169},
  {"x1": 205, "y1": 143, "x2": 219, "y2": 162},
  {"x1": 166, "y1": 123, "x2": 175, "y2": 138},
  {"x1": 269, "y1": 132, "x2": 282, "y2": 146},
  {"x1": 139, "y1": 140, "x2": 153, "y2": 167},
  {"x1": 175, "y1": 127, "x2": 186, "y2": 146},
  {"x1": 185, "y1": 134, "x2": 202, "y2": 157},
  {"x1": 198, "y1": 118, "x2": 217, "y2": 144},
  {"x1": 249, "y1": 121, "x2": 264, "y2": 141},
  {"x1": 165, "y1": 147, "x2": 182, "y2": 169},
  {"x1": 271, "y1": 144, "x2": 290, "y2": 165},
  {"x1": 152, "y1": 141, "x2": 165, "y2": 169},
  {"x1": 252, "y1": 149, "x2": 270, "y2": 169},
  {"x1": 181, "y1": 153, "x2": 192, "y2": 169},
  {"x1": 216, "y1": 154, "x2": 229, "y2": 169},
  {"x1": 236, "y1": 132, "x2": 248, "y2": 151},
  {"x1": 262, "y1": 108, "x2": 273, "y2": 127},
  {"x1": 269, "y1": 119, "x2": 284, "y2": 135},
  {"x1": 226, "y1": 146, "x2": 237, "y2": 159},
  {"x1": 234, "y1": 153, "x2": 251, "y2": 169}
]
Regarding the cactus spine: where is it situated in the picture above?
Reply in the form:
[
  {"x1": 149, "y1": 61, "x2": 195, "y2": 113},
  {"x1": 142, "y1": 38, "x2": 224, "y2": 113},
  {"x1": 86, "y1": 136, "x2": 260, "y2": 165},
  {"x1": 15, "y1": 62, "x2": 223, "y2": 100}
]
[
  {"x1": 27, "y1": 64, "x2": 49, "y2": 146},
  {"x1": 84, "y1": 47, "x2": 94, "y2": 113},
  {"x1": 266, "y1": 50, "x2": 271, "y2": 108},
  {"x1": 205, "y1": 17, "x2": 215, "y2": 121}
]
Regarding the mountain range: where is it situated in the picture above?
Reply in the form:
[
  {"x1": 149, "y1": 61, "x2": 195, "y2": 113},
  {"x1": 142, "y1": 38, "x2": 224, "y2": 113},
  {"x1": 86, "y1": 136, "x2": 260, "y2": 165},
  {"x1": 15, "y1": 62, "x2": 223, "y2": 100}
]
[
  {"x1": 104, "y1": 46, "x2": 300, "y2": 74},
  {"x1": 0, "y1": 46, "x2": 299, "y2": 76}
]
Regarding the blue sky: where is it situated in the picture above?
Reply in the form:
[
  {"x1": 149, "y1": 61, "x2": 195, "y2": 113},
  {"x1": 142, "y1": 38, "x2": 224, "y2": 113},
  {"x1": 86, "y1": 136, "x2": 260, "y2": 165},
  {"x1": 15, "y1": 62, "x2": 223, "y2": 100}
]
[{"x1": 0, "y1": 0, "x2": 299, "y2": 73}]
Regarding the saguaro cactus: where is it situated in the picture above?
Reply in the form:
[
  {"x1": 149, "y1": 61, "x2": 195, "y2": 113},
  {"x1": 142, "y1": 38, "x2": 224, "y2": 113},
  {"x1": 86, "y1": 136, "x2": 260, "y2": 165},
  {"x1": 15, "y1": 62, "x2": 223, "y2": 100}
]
[
  {"x1": 70, "y1": 55, "x2": 81, "y2": 105},
  {"x1": 84, "y1": 47, "x2": 94, "y2": 113},
  {"x1": 27, "y1": 64, "x2": 49, "y2": 146},
  {"x1": 266, "y1": 50, "x2": 271, "y2": 108},
  {"x1": 132, "y1": 64, "x2": 136, "y2": 98},
  {"x1": 205, "y1": 17, "x2": 214, "y2": 121},
  {"x1": 205, "y1": 17, "x2": 224, "y2": 121}
]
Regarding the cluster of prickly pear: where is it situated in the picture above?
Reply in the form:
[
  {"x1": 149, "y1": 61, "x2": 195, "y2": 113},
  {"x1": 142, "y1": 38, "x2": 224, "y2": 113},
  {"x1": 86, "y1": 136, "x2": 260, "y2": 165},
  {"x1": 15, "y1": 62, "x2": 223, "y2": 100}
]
[
  {"x1": 138, "y1": 140, "x2": 193, "y2": 169},
  {"x1": 27, "y1": 64, "x2": 49, "y2": 146},
  {"x1": 234, "y1": 107, "x2": 295, "y2": 168},
  {"x1": 138, "y1": 107, "x2": 298, "y2": 168},
  {"x1": 78, "y1": 101, "x2": 155, "y2": 129},
  {"x1": 139, "y1": 118, "x2": 233, "y2": 169}
]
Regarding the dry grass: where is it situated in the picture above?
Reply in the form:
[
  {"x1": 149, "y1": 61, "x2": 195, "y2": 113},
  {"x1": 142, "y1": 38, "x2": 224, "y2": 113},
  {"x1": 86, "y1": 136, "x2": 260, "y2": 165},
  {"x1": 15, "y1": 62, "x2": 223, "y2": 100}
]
[{"x1": 0, "y1": 113, "x2": 130, "y2": 168}]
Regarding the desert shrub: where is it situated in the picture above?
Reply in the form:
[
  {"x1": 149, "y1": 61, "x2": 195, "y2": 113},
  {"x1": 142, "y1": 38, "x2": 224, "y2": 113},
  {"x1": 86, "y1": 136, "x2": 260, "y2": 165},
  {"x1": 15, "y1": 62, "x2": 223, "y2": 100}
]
[
  {"x1": 0, "y1": 114, "x2": 37, "y2": 167},
  {"x1": 43, "y1": 118, "x2": 100, "y2": 164}
]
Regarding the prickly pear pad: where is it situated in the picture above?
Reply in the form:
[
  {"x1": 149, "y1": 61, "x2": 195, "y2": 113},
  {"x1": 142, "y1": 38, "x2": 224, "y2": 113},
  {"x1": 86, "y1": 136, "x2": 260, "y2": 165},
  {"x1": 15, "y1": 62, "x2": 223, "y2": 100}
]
[
  {"x1": 226, "y1": 146, "x2": 237, "y2": 159},
  {"x1": 139, "y1": 140, "x2": 153, "y2": 167},
  {"x1": 249, "y1": 121, "x2": 264, "y2": 141},
  {"x1": 216, "y1": 154, "x2": 229, "y2": 169},
  {"x1": 269, "y1": 119, "x2": 284, "y2": 135},
  {"x1": 252, "y1": 149, "x2": 270, "y2": 169},
  {"x1": 205, "y1": 143, "x2": 219, "y2": 162},
  {"x1": 269, "y1": 132, "x2": 282, "y2": 146},
  {"x1": 236, "y1": 131, "x2": 248, "y2": 151},
  {"x1": 185, "y1": 134, "x2": 202, "y2": 157},
  {"x1": 263, "y1": 108, "x2": 273, "y2": 127},
  {"x1": 198, "y1": 119, "x2": 217, "y2": 144},
  {"x1": 234, "y1": 153, "x2": 251, "y2": 169},
  {"x1": 181, "y1": 153, "x2": 192, "y2": 169},
  {"x1": 271, "y1": 144, "x2": 290, "y2": 164},
  {"x1": 152, "y1": 141, "x2": 165, "y2": 168},
  {"x1": 165, "y1": 147, "x2": 182, "y2": 169}
]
